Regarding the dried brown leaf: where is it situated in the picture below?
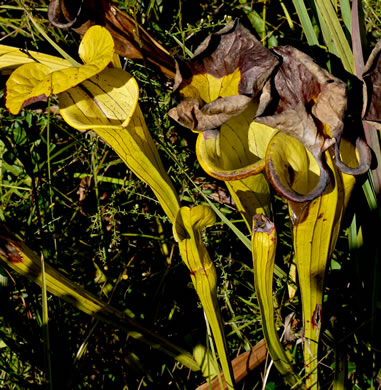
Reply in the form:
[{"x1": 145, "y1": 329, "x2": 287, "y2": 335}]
[
  {"x1": 256, "y1": 46, "x2": 370, "y2": 177},
  {"x1": 48, "y1": 0, "x2": 175, "y2": 78},
  {"x1": 362, "y1": 40, "x2": 381, "y2": 131},
  {"x1": 168, "y1": 20, "x2": 278, "y2": 131}
]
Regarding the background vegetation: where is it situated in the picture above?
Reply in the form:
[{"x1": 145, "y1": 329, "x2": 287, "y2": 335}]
[{"x1": 0, "y1": 0, "x2": 380, "y2": 388}]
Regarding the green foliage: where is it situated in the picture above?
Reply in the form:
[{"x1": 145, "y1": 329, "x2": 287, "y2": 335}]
[{"x1": 0, "y1": 0, "x2": 380, "y2": 389}]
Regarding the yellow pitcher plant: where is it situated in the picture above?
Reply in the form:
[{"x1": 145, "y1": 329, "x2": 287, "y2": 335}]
[
  {"x1": 168, "y1": 20, "x2": 280, "y2": 227},
  {"x1": 168, "y1": 19, "x2": 371, "y2": 388},
  {"x1": 251, "y1": 214, "x2": 304, "y2": 389},
  {"x1": 3, "y1": 25, "x2": 180, "y2": 223},
  {"x1": 2, "y1": 14, "x2": 376, "y2": 389},
  {"x1": 268, "y1": 133, "x2": 361, "y2": 388},
  {"x1": 173, "y1": 205, "x2": 235, "y2": 389},
  {"x1": 2, "y1": 25, "x2": 234, "y2": 386}
]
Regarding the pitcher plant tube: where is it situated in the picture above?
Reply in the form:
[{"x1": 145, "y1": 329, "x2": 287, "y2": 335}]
[
  {"x1": 169, "y1": 19, "x2": 372, "y2": 388},
  {"x1": 174, "y1": 205, "x2": 235, "y2": 389}
]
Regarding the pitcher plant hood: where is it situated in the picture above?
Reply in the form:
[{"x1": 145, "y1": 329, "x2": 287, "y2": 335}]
[
  {"x1": 169, "y1": 20, "x2": 371, "y2": 202},
  {"x1": 168, "y1": 20, "x2": 279, "y2": 131}
]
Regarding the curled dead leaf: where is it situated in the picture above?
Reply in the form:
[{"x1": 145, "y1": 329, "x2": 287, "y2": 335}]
[
  {"x1": 168, "y1": 20, "x2": 371, "y2": 202},
  {"x1": 169, "y1": 95, "x2": 252, "y2": 132},
  {"x1": 255, "y1": 46, "x2": 371, "y2": 201},
  {"x1": 362, "y1": 40, "x2": 381, "y2": 130},
  {"x1": 48, "y1": 0, "x2": 175, "y2": 78}
]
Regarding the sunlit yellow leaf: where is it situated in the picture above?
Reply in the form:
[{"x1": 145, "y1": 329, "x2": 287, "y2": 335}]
[
  {"x1": 59, "y1": 68, "x2": 180, "y2": 222},
  {"x1": 5, "y1": 62, "x2": 52, "y2": 114},
  {"x1": 5, "y1": 25, "x2": 114, "y2": 115},
  {"x1": 0, "y1": 44, "x2": 71, "y2": 73},
  {"x1": 60, "y1": 68, "x2": 138, "y2": 128},
  {"x1": 181, "y1": 69, "x2": 241, "y2": 102},
  {"x1": 78, "y1": 25, "x2": 114, "y2": 66},
  {"x1": 173, "y1": 206, "x2": 235, "y2": 389}
]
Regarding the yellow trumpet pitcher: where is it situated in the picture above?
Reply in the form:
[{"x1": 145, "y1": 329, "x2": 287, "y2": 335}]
[
  {"x1": 3, "y1": 25, "x2": 180, "y2": 223},
  {"x1": 168, "y1": 20, "x2": 280, "y2": 228},
  {"x1": 266, "y1": 132, "x2": 361, "y2": 388},
  {"x1": 251, "y1": 214, "x2": 304, "y2": 389},
  {"x1": 173, "y1": 205, "x2": 235, "y2": 389},
  {"x1": 2, "y1": 26, "x2": 232, "y2": 386}
]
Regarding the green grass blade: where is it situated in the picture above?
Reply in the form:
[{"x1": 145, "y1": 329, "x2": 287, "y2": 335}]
[
  {"x1": 314, "y1": 3, "x2": 339, "y2": 56},
  {"x1": 333, "y1": 345, "x2": 346, "y2": 390},
  {"x1": 362, "y1": 177, "x2": 378, "y2": 212},
  {"x1": 40, "y1": 253, "x2": 53, "y2": 390},
  {"x1": 292, "y1": 0, "x2": 319, "y2": 46},
  {"x1": 339, "y1": 0, "x2": 352, "y2": 35},
  {"x1": 314, "y1": 0, "x2": 354, "y2": 72},
  {"x1": 280, "y1": 0, "x2": 295, "y2": 30},
  {"x1": 242, "y1": 7, "x2": 278, "y2": 47},
  {"x1": 24, "y1": 9, "x2": 80, "y2": 67}
]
